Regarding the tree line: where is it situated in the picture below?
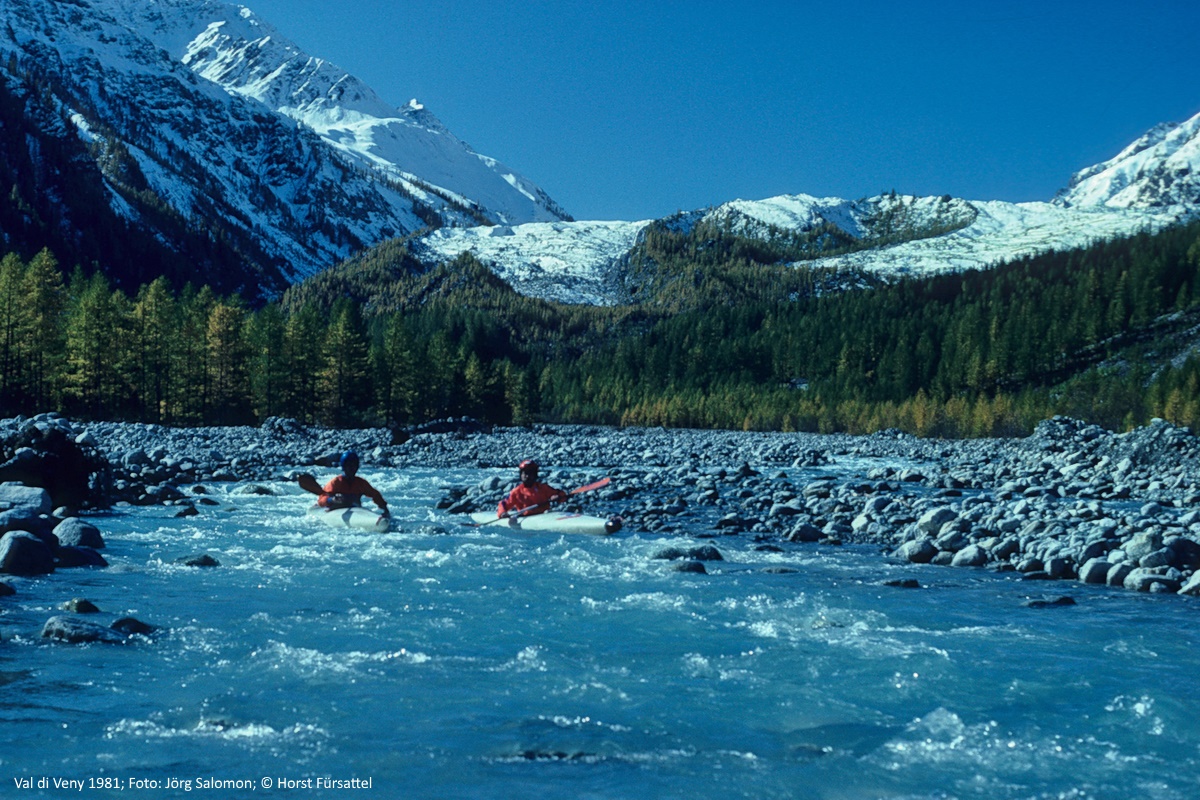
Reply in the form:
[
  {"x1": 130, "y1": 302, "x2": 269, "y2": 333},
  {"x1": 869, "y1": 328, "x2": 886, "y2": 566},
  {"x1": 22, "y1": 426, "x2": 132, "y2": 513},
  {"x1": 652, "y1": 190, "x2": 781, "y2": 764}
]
[{"x1": 2, "y1": 217, "x2": 1199, "y2": 437}]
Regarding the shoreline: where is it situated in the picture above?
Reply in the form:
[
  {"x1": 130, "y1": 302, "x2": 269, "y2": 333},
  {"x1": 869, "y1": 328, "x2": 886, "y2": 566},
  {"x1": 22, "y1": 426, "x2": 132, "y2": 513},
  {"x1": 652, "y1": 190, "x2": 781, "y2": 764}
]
[{"x1": 3, "y1": 413, "x2": 1200, "y2": 602}]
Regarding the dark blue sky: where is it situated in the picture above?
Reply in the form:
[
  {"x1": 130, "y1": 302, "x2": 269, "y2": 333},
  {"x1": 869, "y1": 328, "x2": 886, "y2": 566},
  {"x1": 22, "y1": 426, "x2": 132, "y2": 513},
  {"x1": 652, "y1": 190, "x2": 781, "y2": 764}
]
[{"x1": 246, "y1": 0, "x2": 1200, "y2": 222}]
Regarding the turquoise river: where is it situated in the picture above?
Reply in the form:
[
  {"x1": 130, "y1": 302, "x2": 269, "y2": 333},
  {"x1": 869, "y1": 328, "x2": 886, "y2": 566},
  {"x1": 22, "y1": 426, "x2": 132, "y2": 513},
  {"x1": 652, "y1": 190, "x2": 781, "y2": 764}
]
[{"x1": 2, "y1": 466, "x2": 1199, "y2": 799}]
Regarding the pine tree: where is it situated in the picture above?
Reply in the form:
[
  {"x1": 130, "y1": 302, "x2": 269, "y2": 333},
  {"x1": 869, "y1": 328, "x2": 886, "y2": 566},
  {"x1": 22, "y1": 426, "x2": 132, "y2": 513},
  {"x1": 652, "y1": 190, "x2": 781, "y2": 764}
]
[
  {"x1": 374, "y1": 312, "x2": 417, "y2": 428},
  {"x1": 62, "y1": 272, "x2": 122, "y2": 418},
  {"x1": 246, "y1": 303, "x2": 288, "y2": 421},
  {"x1": 20, "y1": 248, "x2": 66, "y2": 410},
  {"x1": 206, "y1": 300, "x2": 252, "y2": 424},
  {"x1": 317, "y1": 298, "x2": 371, "y2": 426},
  {"x1": 0, "y1": 252, "x2": 25, "y2": 410},
  {"x1": 281, "y1": 301, "x2": 325, "y2": 423},
  {"x1": 131, "y1": 277, "x2": 178, "y2": 422}
]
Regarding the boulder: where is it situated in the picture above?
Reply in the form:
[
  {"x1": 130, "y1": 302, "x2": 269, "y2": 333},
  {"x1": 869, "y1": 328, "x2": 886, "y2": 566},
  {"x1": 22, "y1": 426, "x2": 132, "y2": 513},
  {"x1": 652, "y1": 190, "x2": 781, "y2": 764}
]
[
  {"x1": 1123, "y1": 568, "x2": 1181, "y2": 593},
  {"x1": 40, "y1": 616, "x2": 128, "y2": 644},
  {"x1": 176, "y1": 554, "x2": 220, "y2": 567},
  {"x1": 111, "y1": 617, "x2": 157, "y2": 636},
  {"x1": 0, "y1": 483, "x2": 52, "y2": 514},
  {"x1": 918, "y1": 508, "x2": 957, "y2": 534},
  {"x1": 56, "y1": 546, "x2": 108, "y2": 568},
  {"x1": 0, "y1": 531, "x2": 54, "y2": 576},
  {"x1": 0, "y1": 425, "x2": 108, "y2": 509},
  {"x1": 787, "y1": 523, "x2": 823, "y2": 543},
  {"x1": 893, "y1": 538, "x2": 937, "y2": 564},
  {"x1": 653, "y1": 545, "x2": 723, "y2": 562},
  {"x1": 52, "y1": 518, "x2": 105, "y2": 549},
  {"x1": 1106, "y1": 563, "x2": 1134, "y2": 588},
  {"x1": 1124, "y1": 531, "x2": 1163, "y2": 562},
  {"x1": 1138, "y1": 547, "x2": 1175, "y2": 570},
  {"x1": 951, "y1": 545, "x2": 989, "y2": 568},
  {"x1": 1078, "y1": 558, "x2": 1111, "y2": 584},
  {"x1": 0, "y1": 507, "x2": 53, "y2": 538}
]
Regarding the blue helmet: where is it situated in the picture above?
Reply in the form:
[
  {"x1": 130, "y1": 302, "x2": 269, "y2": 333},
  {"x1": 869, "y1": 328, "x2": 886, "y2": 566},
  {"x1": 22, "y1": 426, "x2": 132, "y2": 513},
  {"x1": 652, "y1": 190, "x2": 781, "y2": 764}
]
[{"x1": 340, "y1": 450, "x2": 360, "y2": 467}]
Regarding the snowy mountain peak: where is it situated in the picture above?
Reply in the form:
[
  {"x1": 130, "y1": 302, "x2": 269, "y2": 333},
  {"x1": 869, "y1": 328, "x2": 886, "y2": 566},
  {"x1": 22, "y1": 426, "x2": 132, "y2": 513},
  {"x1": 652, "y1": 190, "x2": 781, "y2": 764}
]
[
  {"x1": 159, "y1": 0, "x2": 567, "y2": 226},
  {"x1": 0, "y1": 0, "x2": 568, "y2": 293},
  {"x1": 1055, "y1": 110, "x2": 1200, "y2": 211}
]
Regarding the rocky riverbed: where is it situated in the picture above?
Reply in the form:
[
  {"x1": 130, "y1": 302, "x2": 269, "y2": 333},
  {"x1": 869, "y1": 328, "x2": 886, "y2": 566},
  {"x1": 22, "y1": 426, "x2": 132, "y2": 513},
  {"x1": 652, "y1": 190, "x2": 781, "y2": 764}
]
[{"x1": 3, "y1": 412, "x2": 1200, "y2": 600}]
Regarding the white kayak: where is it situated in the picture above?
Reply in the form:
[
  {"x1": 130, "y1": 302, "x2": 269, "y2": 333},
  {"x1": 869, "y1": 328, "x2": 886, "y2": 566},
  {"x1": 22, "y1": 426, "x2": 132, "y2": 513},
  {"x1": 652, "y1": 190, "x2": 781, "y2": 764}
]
[
  {"x1": 307, "y1": 504, "x2": 390, "y2": 533},
  {"x1": 469, "y1": 511, "x2": 621, "y2": 536}
]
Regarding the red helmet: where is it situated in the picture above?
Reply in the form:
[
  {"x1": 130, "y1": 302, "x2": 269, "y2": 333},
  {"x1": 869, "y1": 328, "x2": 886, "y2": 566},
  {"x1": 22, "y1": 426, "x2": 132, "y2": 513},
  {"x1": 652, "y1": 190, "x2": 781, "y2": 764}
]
[{"x1": 518, "y1": 459, "x2": 539, "y2": 473}]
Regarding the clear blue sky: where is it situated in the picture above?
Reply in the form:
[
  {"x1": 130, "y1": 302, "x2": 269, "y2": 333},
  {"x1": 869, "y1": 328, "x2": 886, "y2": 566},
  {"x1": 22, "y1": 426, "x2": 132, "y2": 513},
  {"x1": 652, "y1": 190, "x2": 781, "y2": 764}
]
[{"x1": 245, "y1": 0, "x2": 1200, "y2": 222}]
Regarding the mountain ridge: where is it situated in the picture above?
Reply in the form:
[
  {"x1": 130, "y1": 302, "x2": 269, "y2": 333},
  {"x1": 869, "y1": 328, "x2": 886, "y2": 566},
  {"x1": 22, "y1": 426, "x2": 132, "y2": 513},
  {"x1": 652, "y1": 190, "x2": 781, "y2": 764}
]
[
  {"x1": 0, "y1": 0, "x2": 1196, "y2": 307},
  {"x1": 404, "y1": 107, "x2": 1200, "y2": 306},
  {"x1": 0, "y1": 0, "x2": 569, "y2": 297}
]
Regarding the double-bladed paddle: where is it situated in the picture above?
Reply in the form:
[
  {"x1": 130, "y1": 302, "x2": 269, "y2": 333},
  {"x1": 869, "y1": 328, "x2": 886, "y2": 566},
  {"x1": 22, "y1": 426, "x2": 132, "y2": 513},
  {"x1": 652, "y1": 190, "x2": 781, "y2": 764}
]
[
  {"x1": 469, "y1": 476, "x2": 611, "y2": 527},
  {"x1": 297, "y1": 473, "x2": 323, "y2": 495}
]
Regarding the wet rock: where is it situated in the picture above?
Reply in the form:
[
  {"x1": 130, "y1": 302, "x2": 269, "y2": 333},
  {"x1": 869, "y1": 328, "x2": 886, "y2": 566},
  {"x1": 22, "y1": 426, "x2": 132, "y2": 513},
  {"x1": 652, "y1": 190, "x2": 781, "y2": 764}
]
[
  {"x1": 41, "y1": 615, "x2": 128, "y2": 644},
  {"x1": 1023, "y1": 596, "x2": 1077, "y2": 608},
  {"x1": 1124, "y1": 531, "x2": 1163, "y2": 562},
  {"x1": 111, "y1": 617, "x2": 157, "y2": 636},
  {"x1": 0, "y1": 581, "x2": 13, "y2": 597},
  {"x1": 786, "y1": 523, "x2": 823, "y2": 543},
  {"x1": 673, "y1": 560, "x2": 707, "y2": 574},
  {"x1": 0, "y1": 531, "x2": 54, "y2": 576},
  {"x1": 52, "y1": 518, "x2": 104, "y2": 549},
  {"x1": 1106, "y1": 563, "x2": 1134, "y2": 588},
  {"x1": 56, "y1": 546, "x2": 108, "y2": 568},
  {"x1": 653, "y1": 545, "x2": 723, "y2": 562},
  {"x1": 882, "y1": 578, "x2": 921, "y2": 588},
  {"x1": 176, "y1": 554, "x2": 220, "y2": 567},
  {"x1": 62, "y1": 598, "x2": 100, "y2": 613}
]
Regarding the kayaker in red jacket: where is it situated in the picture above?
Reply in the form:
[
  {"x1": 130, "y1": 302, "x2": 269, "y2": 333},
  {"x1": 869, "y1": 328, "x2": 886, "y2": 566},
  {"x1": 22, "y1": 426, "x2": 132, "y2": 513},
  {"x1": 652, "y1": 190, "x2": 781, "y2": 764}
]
[
  {"x1": 320, "y1": 451, "x2": 389, "y2": 517},
  {"x1": 497, "y1": 460, "x2": 567, "y2": 517}
]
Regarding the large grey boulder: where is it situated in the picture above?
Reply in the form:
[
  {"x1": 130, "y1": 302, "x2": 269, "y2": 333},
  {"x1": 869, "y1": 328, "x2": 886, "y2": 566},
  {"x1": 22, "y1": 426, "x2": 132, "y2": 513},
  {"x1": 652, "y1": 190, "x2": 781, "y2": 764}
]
[
  {"x1": 0, "y1": 483, "x2": 52, "y2": 514},
  {"x1": 893, "y1": 539, "x2": 938, "y2": 564},
  {"x1": 918, "y1": 508, "x2": 957, "y2": 534},
  {"x1": 52, "y1": 518, "x2": 105, "y2": 549},
  {"x1": 0, "y1": 531, "x2": 54, "y2": 576},
  {"x1": 1078, "y1": 559, "x2": 1111, "y2": 584},
  {"x1": 951, "y1": 544, "x2": 989, "y2": 567},
  {"x1": 1124, "y1": 531, "x2": 1163, "y2": 562}
]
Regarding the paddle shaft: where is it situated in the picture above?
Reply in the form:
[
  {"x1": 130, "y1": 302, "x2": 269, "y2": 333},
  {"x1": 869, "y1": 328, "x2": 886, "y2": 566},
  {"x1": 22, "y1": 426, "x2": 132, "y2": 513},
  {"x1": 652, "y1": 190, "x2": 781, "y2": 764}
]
[
  {"x1": 473, "y1": 477, "x2": 611, "y2": 527},
  {"x1": 297, "y1": 473, "x2": 323, "y2": 495}
]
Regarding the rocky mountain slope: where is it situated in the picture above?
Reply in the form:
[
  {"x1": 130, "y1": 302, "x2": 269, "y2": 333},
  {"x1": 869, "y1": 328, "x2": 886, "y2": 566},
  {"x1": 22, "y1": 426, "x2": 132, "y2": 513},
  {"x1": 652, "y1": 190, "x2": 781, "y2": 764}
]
[{"x1": 0, "y1": 0, "x2": 567, "y2": 296}]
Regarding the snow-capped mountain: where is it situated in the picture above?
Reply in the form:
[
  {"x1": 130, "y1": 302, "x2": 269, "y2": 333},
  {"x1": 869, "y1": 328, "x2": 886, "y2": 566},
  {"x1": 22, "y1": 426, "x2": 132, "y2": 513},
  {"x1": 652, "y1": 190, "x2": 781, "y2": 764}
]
[
  {"x1": 1055, "y1": 113, "x2": 1200, "y2": 211},
  {"x1": 409, "y1": 110, "x2": 1200, "y2": 304},
  {"x1": 0, "y1": 0, "x2": 567, "y2": 294},
  {"x1": 1, "y1": 0, "x2": 1196, "y2": 306}
]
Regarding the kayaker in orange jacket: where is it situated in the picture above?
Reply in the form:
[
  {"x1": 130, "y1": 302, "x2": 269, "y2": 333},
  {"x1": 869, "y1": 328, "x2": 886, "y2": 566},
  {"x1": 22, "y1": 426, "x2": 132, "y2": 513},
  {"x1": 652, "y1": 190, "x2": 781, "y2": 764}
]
[
  {"x1": 497, "y1": 459, "x2": 567, "y2": 517},
  {"x1": 320, "y1": 451, "x2": 389, "y2": 517}
]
